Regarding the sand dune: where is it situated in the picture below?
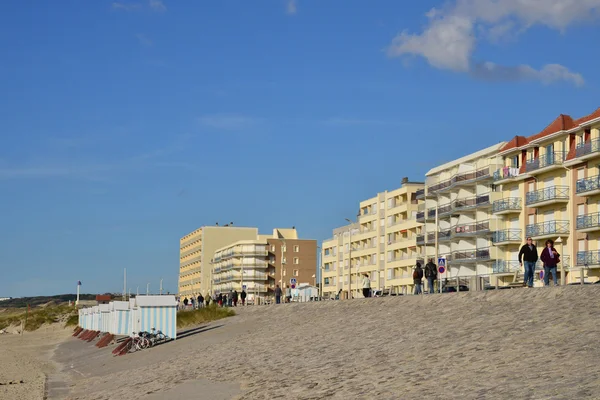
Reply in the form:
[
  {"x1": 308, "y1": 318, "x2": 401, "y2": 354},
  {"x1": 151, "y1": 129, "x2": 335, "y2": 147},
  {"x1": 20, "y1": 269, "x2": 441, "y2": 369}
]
[{"x1": 50, "y1": 286, "x2": 600, "y2": 399}]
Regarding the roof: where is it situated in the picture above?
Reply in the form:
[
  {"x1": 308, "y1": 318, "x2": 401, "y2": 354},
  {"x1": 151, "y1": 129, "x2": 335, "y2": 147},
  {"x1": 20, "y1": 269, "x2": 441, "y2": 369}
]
[
  {"x1": 273, "y1": 228, "x2": 298, "y2": 239},
  {"x1": 426, "y1": 142, "x2": 506, "y2": 176},
  {"x1": 500, "y1": 107, "x2": 600, "y2": 154},
  {"x1": 135, "y1": 295, "x2": 177, "y2": 307},
  {"x1": 96, "y1": 295, "x2": 111, "y2": 302},
  {"x1": 99, "y1": 304, "x2": 111, "y2": 312},
  {"x1": 110, "y1": 301, "x2": 130, "y2": 311}
]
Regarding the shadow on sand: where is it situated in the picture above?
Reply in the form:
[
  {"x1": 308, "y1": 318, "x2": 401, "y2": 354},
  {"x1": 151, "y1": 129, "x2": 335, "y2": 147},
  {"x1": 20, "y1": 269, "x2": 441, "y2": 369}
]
[{"x1": 173, "y1": 324, "x2": 224, "y2": 341}]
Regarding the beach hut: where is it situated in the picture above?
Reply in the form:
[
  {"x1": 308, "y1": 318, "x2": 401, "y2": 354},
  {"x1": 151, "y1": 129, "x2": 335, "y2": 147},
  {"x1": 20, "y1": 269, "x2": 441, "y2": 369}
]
[
  {"x1": 92, "y1": 306, "x2": 100, "y2": 331},
  {"x1": 130, "y1": 295, "x2": 177, "y2": 340},
  {"x1": 99, "y1": 304, "x2": 111, "y2": 333},
  {"x1": 109, "y1": 301, "x2": 131, "y2": 336}
]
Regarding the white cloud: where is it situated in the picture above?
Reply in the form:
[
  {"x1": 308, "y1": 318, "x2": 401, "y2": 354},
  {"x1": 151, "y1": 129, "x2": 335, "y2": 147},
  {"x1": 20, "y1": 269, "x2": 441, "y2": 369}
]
[
  {"x1": 287, "y1": 0, "x2": 297, "y2": 15},
  {"x1": 136, "y1": 33, "x2": 153, "y2": 47},
  {"x1": 387, "y1": 0, "x2": 600, "y2": 85},
  {"x1": 149, "y1": 0, "x2": 166, "y2": 12},
  {"x1": 112, "y1": 2, "x2": 141, "y2": 11},
  {"x1": 198, "y1": 114, "x2": 260, "y2": 130},
  {"x1": 324, "y1": 118, "x2": 414, "y2": 127}
]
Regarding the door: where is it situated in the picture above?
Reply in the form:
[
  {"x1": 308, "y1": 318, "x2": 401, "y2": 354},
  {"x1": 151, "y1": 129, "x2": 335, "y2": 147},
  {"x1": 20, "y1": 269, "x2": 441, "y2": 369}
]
[{"x1": 546, "y1": 144, "x2": 554, "y2": 165}]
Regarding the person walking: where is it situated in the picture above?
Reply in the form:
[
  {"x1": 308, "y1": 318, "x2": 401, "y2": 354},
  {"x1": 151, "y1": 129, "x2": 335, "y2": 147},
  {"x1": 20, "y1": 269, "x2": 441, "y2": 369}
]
[
  {"x1": 361, "y1": 273, "x2": 371, "y2": 298},
  {"x1": 232, "y1": 290, "x2": 239, "y2": 307},
  {"x1": 240, "y1": 289, "x2": 247, "y2": 306},
  {"x1": 519, "y1": 237, "x2": 539, "y2": 288},
  {"x1": 228, "y1": 290, "x2": 234, "y2": 307},
  {"x1": 190, "y1": 297, "x2": 195, "y2": 309},
  {"x1": 424, "y1": 259, "x2": 438, "y2": 294},
  {"x1": 540, "y1": 239, "x2": 560, "y2": 286},
  {"x1": 413, "y1": 262, "x2": 424, "y2": 295},
  {"x1": 197, "y1": 293, "x2": 204, "y2": 309},
  {"x1": 183, "y1": 297, "x2": 189, "y2": 307},
  {"x1": 285, "y1": 285, "x2": 292, "y2": 303},
  {"x1": 275, "y1": 285, "x2": 282, "y2": 304}
]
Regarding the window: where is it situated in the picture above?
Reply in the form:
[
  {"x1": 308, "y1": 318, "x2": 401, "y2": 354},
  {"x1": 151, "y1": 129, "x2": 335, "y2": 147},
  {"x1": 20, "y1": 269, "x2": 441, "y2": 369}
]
[
  {"x1": 283, "y1": 269, "x2": 286, "y2": 276},
  {"x1": 324, "y1": 277, "x2": 330, "y2": 285},
  {"x1": 293, "y1": 269, "x2": 299, "y2": 276},
  {"x1": 294, "y1": 245, "x2": 299, "y2": 252},
  {"x1": 282, "y1": 257, "x2": 287, "y2": 264},
  {"x1": 324, "y1": 248, "x2": 330, "y2": 256},
  {"x1": 293, "y1": 257, "x2": 299, "y2": 264},
  {"x1": 282, "y1": 245, "x2": 287, "y2": 252},
  {"x1": 510, "y1": 155, "x2": 519, "y2": 168},
  {"x1": 270, "y1": 245, "x2": 275, "y2": 252}
]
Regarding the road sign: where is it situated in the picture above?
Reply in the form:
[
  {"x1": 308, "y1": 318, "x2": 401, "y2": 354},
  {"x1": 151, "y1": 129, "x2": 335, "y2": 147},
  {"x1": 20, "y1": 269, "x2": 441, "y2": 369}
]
[
  {"x1": 438, "y1": 257, "x2": 446, "y2": 268},
  {"x1": 438, "y1": 266, "x2": 445, "y2": 274},
  {"x1": 242, "y1": 285, "x2": 247, "y2": 290},
  {"x1": 539, "y1": 270, "x2": 544, "y2": 280},
  {"x1": 291, "y1": 284, "x2": 296, "y2": 289},
  {"x1": 290, "y1": 278, "x2": 297, "y2": 285}
]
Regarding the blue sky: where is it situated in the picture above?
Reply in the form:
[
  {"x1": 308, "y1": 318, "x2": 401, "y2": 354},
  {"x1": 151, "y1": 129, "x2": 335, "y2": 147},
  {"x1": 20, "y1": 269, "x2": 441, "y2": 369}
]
[{"x1": 1, "y1": 0, "x2": 599, "y2": 297}]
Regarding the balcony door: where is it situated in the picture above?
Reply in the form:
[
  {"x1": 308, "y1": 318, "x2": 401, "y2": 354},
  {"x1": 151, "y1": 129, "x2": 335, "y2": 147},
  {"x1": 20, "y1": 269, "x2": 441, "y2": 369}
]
[{"x1": 546, "y1": 144, "x2": 555, "y2": 165}]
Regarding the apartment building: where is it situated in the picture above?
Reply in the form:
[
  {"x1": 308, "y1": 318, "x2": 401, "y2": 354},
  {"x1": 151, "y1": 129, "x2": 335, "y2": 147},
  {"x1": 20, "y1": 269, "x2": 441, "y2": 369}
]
[
  {"x1": 211, "y1": 229, "x2": 317, "y2": 302},
  {"x1": 419, "y1": 144, "x2": 506, "y2": 288},
  {"x1": 492, "y1": 107, "x2": 600, "y2": 284},
  {"x1": 178, "y1": 226, "x2": 259, "y2": 296},
  {"x1": 321, "y1": 178, "x2": 423, "y2": 298}
]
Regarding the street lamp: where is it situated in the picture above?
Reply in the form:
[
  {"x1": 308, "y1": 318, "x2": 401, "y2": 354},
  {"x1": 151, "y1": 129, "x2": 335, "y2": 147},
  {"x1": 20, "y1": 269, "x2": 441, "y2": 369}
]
[
  {"x1": 556, "y1": 236, "x2": 565, "y2": 285},
  {"x1": 146, "y1": 283, "x2": 150, "y2": 295},
  {"x1": 280, "y1": 238, "x2": 286, "y2": 303},
  {"x1": 345, "y1": 215, "x2": 359, "y2": 299}
]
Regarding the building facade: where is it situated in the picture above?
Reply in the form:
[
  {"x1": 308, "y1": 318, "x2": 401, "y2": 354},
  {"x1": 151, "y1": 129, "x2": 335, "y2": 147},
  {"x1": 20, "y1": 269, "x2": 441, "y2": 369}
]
[
  {"x1": 493, "y1": 108, "x2": 600, "y2": 284},
  {"x1": 321, "y1": 178, "x2": 424, "y2": 298}
]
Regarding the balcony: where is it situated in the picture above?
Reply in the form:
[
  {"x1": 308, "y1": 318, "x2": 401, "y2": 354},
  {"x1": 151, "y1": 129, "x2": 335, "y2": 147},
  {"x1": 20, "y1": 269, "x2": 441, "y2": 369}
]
[
  {"x1": 492, "y1": 260, "x2": 521, "y2": 273},
  {"x1": 451, "y1": 247, "x2": 493, "y2": 264},
  {"x1": 454, "y1": 194, "x2": 491, "y2": 212},
  {"x1": 437, "y1": 204, "x2": 453, "y2": 217},
  {"x1": 526, "y1": 220, "x2": 569, "y2": 239},
  {"x1": 453, "y1": 220, "x2": 490, "y2": 237},
  {"x1": 576, "y1": 175, "x2": 600, "y2": 196},
  {"x1": 425, "y1": 209, "x2": 436, "y2": 221},
  {"x1": 525, "y1": 186, "x2": 569, "y2": 207},
  {"x1": 576, "y1": 251, "x2": 600, "y2": 267},
  {"x1": 415, "y1": 188, "x2": 425, "y2": 200},
  {"x1": 492, "y1": 229, "x2": 522, "y2": 245},
  {"x1": 492, "y1": 197, "x2": 522, "y2": 215},
  {"x1": 493, "y1": 166, "x2": 521, "y2": 182},
  {"x1": 576, "y1": 212, "x2": 600, "y2": 233},
  {"x1": 438, "y1": 230, "x2": 452, "y2": 242},
  {"x1": 575, "y1": 139, "x2": 600, "y2": 160},
  {"x1": 451, "y1": 166, "x2": 491, "y2": 187},
  {"x1": 416, "y1": 232, "x2": 436, "y2": 245},
  {"x1": 416, "y1": 211, "x2": 425, "y2": 223},
  {"x1": 525, "y1": 151, "x2": 566, "y2": 174}
]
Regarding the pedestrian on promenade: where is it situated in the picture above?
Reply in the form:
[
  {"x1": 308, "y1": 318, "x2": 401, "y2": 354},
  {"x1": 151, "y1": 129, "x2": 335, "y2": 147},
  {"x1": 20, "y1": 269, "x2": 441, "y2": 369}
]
[
  {"x1": 183, "y1": 297, "x2": 189, "y2": 307},
  {"x1": 228, "y1": 290, "x2": 234, "y2": 307},
  {"x1": 519, "y1": 237, "x2": 539, "y2": 288},
  {"x1": 190, "y1": 297, "x2": 195, "y2": 309},
  {"x1": 413, "y1": 262, "x2": 424, "y2": 295},
  {"x1": 275, "y1": 285, "x2": 282, "y2": 304},
  {"x1": 197, "y1": 293, "x2": 204, "y2": 308},
  {"x1": 285, "y1": 285, "x2": 292, "y2": 303},
  {"x1": 424, "y1": 259, "x2": 438, "y2": 294},
  {"x1": 241, "y1": 289, "x2": 247, "y2": 306},
  {"x1": 217, "y1": 293, "x2": 223, "y2": 307},
  {"x1": 540, "y1": 239, "x2": 560, "y2": 286},
  {"x1": 232, "y1": 290, "x2": 238, "y2": 307},
  {"x1": 205, "y1": 295, "x2": 211, "y2": 307},
  {"x1": 361, "y1": 273, "x2": 371, "y2": 298}
]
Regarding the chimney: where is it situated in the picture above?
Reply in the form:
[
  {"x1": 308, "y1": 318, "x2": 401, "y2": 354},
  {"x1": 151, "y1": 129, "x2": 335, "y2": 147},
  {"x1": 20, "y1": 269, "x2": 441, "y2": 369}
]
[{"x1": 401, "y1": 177, "x2": 409, "y2": 185}]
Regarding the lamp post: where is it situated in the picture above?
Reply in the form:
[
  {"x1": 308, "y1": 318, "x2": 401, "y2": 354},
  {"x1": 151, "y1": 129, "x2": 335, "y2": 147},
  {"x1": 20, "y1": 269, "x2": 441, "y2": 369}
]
[
  {"x1": 280, "y1": 238, "x2": 286, "y2": 302},
  {"x1": 345, "y1": 214, "x2": 359, "y2": 299},
  {"x1": 160, "y1": 279, "x2": 163, "y2": 295},
  {"x1": 556, "y1": 236, "x2": 565, "y2": 286},
  {"x1": 146, "y1": 283, "x2": 150, "y2": 295}
]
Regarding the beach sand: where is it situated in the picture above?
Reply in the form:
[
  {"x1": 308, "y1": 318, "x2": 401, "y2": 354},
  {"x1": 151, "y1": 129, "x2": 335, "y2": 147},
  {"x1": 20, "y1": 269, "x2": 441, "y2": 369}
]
[
  {"x1": 44, "y1": 286, "x2": 600, "y2": 399},
  {"x1": 0, "y1": 324, "x2": 71, "y2": 400}
]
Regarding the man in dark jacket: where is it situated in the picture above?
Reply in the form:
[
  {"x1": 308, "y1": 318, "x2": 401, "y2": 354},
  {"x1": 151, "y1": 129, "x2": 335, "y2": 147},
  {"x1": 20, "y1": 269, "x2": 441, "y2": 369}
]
[
  {"x1": 519, "y1": 237, "x2": 539, "y2": 288},
  {"x1": 275, "y1": 285, "x2": 282, "y2": 304},
  {"x1": 413, "y1": 263, "x2": 424, "y2": 295},
  {"x1": 240, "y1": 289, "x2": 247, "y2": 306},
  {"x1": 424, "y1": 259, "x2": 438, "y2": 294},
  {"x1": 232, "y1": 290, "x2": 239, "y2": 307}
]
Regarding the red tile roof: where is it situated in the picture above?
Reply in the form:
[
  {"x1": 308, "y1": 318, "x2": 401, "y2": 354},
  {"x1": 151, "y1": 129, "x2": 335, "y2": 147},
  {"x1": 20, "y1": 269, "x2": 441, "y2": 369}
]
[{"x1": 500, "y1": 108, "x2": 600, "y2": 154}]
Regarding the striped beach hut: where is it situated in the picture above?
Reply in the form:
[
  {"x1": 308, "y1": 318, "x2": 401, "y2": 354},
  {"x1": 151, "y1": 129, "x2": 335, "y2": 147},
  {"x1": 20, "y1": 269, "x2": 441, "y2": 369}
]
[
  {"x1": 99, "y1": 304, "x2": 111, "y2": 333},
  {"x1": 130, "y1": 295, "x2": 177, "y2": 340},
  {"x1": 109, "y1": 301, "x2": 131, "y2": 336},
  {"x1": 92, "y1": 306, "x2": 100, "y2": 331}
]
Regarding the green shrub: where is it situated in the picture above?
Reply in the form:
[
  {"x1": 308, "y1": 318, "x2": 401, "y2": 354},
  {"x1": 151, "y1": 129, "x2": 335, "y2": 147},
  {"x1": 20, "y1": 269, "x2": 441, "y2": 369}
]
[{"x1": 177, "y1": 305, "x2": 235, "y2": 328}]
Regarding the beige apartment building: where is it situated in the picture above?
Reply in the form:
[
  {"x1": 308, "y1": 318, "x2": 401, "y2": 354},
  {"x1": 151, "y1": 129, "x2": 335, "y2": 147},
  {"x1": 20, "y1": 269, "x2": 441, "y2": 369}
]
[
  {"x1": 492, "y1": 107, "x2": 600, "y2": 284},
  {"x1": 321, "y1": 177, "x2": 423, "y2": 298},
  {"x1": 178, "y1": 226, "x2": 259, "y2": 296},
  {"x1": 212, "y1": 229, "x2": 317, "y2": 302},
  {"x1": 419, "y1": 144, "x2": 506, "y2": 288}
]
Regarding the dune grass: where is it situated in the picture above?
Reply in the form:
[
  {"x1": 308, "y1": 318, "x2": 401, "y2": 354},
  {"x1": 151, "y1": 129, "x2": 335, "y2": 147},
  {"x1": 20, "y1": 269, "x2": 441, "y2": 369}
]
[
  {"x1": 0, "y1": 304, "x2": 78, "y2": 331},
  {"x1": 177, "y1": 305, "x2": 235, "y2": 329}
]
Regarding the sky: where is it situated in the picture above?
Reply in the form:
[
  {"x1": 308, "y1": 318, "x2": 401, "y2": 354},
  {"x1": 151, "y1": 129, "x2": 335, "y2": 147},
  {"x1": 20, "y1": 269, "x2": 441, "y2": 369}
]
[{"x1": 1, "y1": 0, "x2": 600, "y2": 297}]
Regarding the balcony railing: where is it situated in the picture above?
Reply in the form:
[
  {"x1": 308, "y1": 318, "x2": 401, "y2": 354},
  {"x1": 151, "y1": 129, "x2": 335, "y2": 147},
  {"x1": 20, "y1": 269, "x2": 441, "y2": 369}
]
[
  {"x1": 526, "y1": 220, "x2": 569, "y2": 238},
  {"x1": 416, "y1": 211, "x2": 425, "y2": 222},
  {"x1": 415, "y1": 188, "x2": 425, "y2": 199},
  {"x1": 452, "y1": 167, "x2": 490, "y2": 185},
  {"x1": 577, "y1": 251, "x2": 600, "y2": 266},
  {"x1": 525, "y1": 186, "x2": 569, "y2": 206},
  {"x1": 451, "y1": 247, "x2": 492, "y2": 263},
  {"x1": 416, "y1": 233, "x2": 436, "y2": 245},
  {"x1": 525, "y1": 151, "x2": 566, "y2": 173},
  {"x1": 437, "y1": 204, "x2": 453, "y2": 216},
  {"x1": 576, "y1": 175, "x2": 600, "y2": 195},
  {"x1": 575, "y1": 139, "x2": 600, "y2": 158},
  {"x1": 492, "y1": 197, "x2": 522, "y2": 213},
  {"x1": 492, "y1": 260, "x2": 521, "y2": 273},
  {"x1": 454, "y1": 194, "x2": 490, "y2": 211},
  {"x1": 453, "y1": 220, "x2": 490, "y2": 236},
  {"x1": 438, "y1": 230, "x2": 452, "y2": 241},
  {"x1": 492, "y1": 229, "x2": 522, "y2": 243},
  {"x1": 493, "y1": 167, "x2": 520, "y2": 181},
  {"x1": 577, "y1": 212, "x2": 600, "y2": 231}
]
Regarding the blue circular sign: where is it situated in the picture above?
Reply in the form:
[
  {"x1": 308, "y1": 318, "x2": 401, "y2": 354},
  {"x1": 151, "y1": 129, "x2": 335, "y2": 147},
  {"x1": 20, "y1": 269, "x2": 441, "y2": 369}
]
[{"x1": 439, "y1": 266, "x2": 445, "y2": 274}]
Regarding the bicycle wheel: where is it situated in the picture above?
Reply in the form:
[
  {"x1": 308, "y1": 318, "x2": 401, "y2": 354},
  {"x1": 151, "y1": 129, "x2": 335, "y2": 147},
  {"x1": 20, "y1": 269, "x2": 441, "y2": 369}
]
[{"x1": 127, "y1": 339, "x2": 137, "y2": 353}]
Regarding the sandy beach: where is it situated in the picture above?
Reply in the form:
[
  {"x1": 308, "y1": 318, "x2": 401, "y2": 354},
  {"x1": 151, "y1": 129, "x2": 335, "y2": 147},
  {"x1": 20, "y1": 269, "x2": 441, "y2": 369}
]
[
  {"x1": 0, "y1": 324, "x2": 71, "y2": 400},
  {"x1": 9, "y1": 285, "x2": 599, "y2": 399}
]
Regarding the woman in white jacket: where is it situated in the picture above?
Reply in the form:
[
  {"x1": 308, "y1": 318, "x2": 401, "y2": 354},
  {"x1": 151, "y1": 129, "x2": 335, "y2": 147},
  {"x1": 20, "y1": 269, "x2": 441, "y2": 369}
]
[{"x1": 361, "y1": 274, "x2": 371, "y2": 298}]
